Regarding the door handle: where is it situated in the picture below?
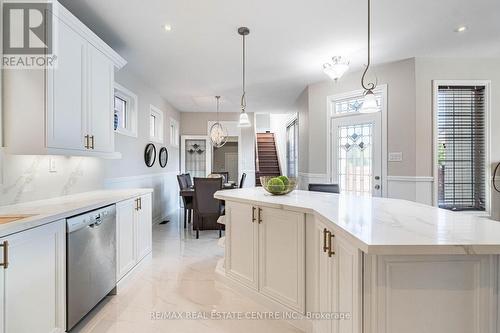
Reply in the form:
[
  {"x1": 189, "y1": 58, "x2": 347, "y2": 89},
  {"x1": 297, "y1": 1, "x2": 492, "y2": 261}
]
[
  {"x1": 0, "y1": 241, "x2": 9, "y2": 269},
  {"x1": 328, "y1": 232, "x2": 335, "y2": 257},
  {"x1": 323, "y1": 228, "x2": 330, "y2": 253},
  {"x1": 252, "y1": 207, "x2": 256, "y2": 223}
]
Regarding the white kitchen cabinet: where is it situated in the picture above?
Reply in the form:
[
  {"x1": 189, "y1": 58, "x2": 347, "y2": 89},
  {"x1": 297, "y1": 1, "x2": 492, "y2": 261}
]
[
  {"x1": 87, "y1": 45, "x2": 115, "y2": 153},
  {"x1": 116, "y1": 193, "x2": 153, "y2": 282},
  {"x1": 136, "y1": 194, "x2": 153, "y2": 261},
  {"x1": 47, "y1": 19, "x2": 87, "y2": 151},
  {"x1": 2, "y1": 2, "x2": 125, "y2": 157},
  {"x1": 315, "y1": 220, "x2": 362, "y2": 333},
  {"x1": 0, "y1": 220, "x2": 65, "y2": 333},
  {"x1": 225, "y1": 202, "x2": 305, "y2": 312},
  {"x1": 116, "y1": 198, "x2": 137, "y2": 281},
  {"x1": 225, "y1": 202, "x2": 259, "y2": 290},
  {"x1": 258, "y1": 206, "x2": 305, "y2": 312}
]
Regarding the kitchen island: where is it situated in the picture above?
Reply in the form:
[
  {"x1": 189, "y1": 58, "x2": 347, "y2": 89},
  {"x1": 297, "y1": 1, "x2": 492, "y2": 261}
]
[{"x1": 215, "y1": 187, "x2": 500, "y2": 333}]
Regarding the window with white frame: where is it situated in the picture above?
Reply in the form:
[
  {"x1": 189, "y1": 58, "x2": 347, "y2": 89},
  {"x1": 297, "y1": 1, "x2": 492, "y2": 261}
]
[
  {"x1": 170, "y1": 118, "x2": 179, "y2": 147},
  {"x1": 436, "y1": 84, "x2": 487, "y2": 211},
  {"x1": 150, "y1": 105, "x2": 164, "y2": 143},
  {"x1": 114, "y1": 83, "x2": 138, "y2": 137}
]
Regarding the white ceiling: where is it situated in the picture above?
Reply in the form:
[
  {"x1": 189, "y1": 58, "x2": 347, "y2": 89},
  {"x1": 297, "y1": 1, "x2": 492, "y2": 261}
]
[{"x1": 59, "y1": 0, "x2": 500, "y2": 113}]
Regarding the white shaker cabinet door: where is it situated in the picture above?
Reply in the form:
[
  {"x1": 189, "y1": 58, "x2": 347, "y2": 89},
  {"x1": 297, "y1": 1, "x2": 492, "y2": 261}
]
[
  {"x1": 136, "y1": 194, "x2": 153, "y2": 261},
  {"x1": 225, "y1": 202, "x2": 259, "y2": 290},
  {"x1": 47, "y1": 19, "x2": 87, "y2": 151},
  {"x1": 87, "y1": 45, "x2": 114, "y2": 153},
  {"x1": 258, "y1": 207, "x2": 305, "y2": 313},
  {"x1": 0, "y1": 220, "x2": 65, "y2": 333},
  {"x1": 116, "y1": 198, "x2": 137, "y2": 281}
]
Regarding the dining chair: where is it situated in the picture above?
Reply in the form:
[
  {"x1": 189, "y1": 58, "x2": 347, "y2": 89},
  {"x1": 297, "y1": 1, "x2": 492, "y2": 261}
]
[
  {"x1": 183, "y1": 173, "x2": 193, "y2": 188},
  {"x1": 177, "y1": 174, "x2": 193, "y2": 229},
  {"x1": 193, "y1": 177, "x2": 224, "y2": 239},
  {"x1": 308, "y1": 183, "x2": 340, "y2": 193},
  {"x1": 239, "y1": 173, "x2": 247, "y2": 188}
]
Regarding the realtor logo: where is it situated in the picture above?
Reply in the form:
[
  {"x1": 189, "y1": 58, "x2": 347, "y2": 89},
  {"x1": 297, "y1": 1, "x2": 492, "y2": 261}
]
[{"x1": 2, "y1": 1, "x2": 56, "y2": 68}]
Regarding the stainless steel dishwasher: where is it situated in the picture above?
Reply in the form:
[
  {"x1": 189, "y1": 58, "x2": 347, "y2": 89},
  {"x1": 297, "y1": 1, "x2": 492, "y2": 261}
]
[{"x1": 66, "y1": 205, "x2": 116, "y2": 331}]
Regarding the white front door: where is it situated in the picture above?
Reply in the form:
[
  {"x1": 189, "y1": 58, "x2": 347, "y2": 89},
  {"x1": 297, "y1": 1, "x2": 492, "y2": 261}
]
[{"x1": 331, "y1": 113, "x2": 382, "y2": 196}]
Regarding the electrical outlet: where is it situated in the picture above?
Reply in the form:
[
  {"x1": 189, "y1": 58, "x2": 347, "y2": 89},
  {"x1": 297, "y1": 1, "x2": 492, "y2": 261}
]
[
  {"x1": 388, "y1": 152, "x2": 403, "y2": 162},
  {"x1": 49, "y1": 157, "x2": 57, "y2": 172}
]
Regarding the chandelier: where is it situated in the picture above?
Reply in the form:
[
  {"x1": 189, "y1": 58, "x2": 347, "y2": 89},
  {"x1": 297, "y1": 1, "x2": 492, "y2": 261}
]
[
  {"x1": 209, "y1": 96, "x2": 228, "y2": 148},
  {"x1": 323, "y1": 56, "x2": 349, "y2": 82}
]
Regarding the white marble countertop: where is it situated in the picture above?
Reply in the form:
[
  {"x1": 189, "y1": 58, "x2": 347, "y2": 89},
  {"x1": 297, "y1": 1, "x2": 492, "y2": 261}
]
[
  {"x1": 215, "y1": 188, "x2": 500, "y2": 255},
  {"x1": 0, "y1": 189, "x2": 153, "y2": 237}
]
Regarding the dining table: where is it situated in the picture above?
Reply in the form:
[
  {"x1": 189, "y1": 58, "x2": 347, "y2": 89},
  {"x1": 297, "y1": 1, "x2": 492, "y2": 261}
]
[{"x1": 179, "y1": 183, "x2": 238, "y2": 198}]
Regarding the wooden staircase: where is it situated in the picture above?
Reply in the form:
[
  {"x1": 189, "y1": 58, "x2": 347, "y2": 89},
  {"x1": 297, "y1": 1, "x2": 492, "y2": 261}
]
[{"x1": 255, "y1": 132, "x2": 281, "y2": 186}]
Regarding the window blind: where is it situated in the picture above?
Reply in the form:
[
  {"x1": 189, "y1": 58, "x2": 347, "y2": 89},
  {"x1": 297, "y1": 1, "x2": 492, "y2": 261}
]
[{"x1": 437, "y1": 85, "x2": 486, "y2": 211}]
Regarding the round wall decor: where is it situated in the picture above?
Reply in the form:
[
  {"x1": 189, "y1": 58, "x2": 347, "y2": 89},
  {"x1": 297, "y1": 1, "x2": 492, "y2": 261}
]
[
  {"x1": 144, "y1": 143, "x2": 156, "y2": 167},
  {"x1": 159, "y1": 147, "x2": 168, "y2": 168}
]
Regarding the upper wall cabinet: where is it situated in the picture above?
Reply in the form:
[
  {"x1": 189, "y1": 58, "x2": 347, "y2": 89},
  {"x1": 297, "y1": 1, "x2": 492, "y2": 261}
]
[{"x1": 2, "y1": 2, "x2": 126, "y2": 158}]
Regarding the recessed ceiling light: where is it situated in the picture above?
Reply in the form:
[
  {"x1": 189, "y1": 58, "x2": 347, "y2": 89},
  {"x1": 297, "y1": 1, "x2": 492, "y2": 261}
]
[
  {"x1": 163, "y1": 24, "x2": 172, "y2": 32},
  {"x1": 455, "y1": 26, "x2": 467, "y2": 33}
]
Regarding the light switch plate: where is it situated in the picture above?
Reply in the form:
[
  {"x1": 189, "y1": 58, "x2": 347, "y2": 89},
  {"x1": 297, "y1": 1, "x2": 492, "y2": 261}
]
[{"x1": 388, "y1": 152, "x2": 403, "y2": 162}]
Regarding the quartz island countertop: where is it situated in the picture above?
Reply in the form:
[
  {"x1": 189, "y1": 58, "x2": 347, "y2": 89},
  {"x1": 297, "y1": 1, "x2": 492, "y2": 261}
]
[
  {"x1": 0, "y1": 189, "x2": 153, "y2": 237},
  {"x1": 215, "y1": 187, "x2": 500, "y2": 255}
]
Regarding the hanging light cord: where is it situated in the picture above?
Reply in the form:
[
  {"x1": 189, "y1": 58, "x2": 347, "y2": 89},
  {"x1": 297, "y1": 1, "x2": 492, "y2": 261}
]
[
  {"x1": 241, "y1": 33, "x2": 247, "y2": 112},
  {"x1": 361, "y1": 0, "x2": 375, "y2": 91},
  {"x1": 216, "y1": 96, "x2": 220, "y2": 122}
]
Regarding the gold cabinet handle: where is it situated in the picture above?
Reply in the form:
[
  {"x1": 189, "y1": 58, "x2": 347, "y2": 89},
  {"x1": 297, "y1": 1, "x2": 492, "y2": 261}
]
[
  {"x1": 0, "y1": 241, "x2": 9, "y2": 269},
  {"x1": 252, "y1": 207, "x2": 256, "y2": 223},
  {"x1": 135, "y1": 198, "x2": 139, "y2": 211},
  {"x1": 328, "y1": 232, "x2": 335, "y2": 257},
  {"x1": 323, "y1": 228, "x2": 329, "y2": 253},
  {"x1": 139, "y1": 197, "x2": 142, "y2": 210},
  {"x1": 90, "y1": 135, "x2": 95, "y2": 149},
  {"x1": 84, "y1": 135, "x2": 89, "y2": 149},
  {"x1": 258, "y1": 208, "x2": 262, "y2": 224}
]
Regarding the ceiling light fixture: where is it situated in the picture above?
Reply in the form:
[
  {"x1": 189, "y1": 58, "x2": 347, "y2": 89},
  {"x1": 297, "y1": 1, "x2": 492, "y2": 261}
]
[
  {"x1": 360, "y1": 0, "x2": 379, "y2": 113},
  {"x1": 163, "y1": 24, "x2": 172, "y2": 32},
  {"x1": 455, "y1": 25, "x2": 467, "y2": 33},
  {"x1": 323, "y1": 56, "x2": 350, "y2": 82},
  {"x1": 237, "y1": 27, "x2": 252, "y2": 128},
  {"x1": 209, "y1": 96, "x2": 228, "y2": 148}
]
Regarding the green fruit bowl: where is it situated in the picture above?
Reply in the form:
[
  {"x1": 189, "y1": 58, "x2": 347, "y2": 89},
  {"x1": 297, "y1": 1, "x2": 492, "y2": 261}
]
[{"x1": 260, "y1": 176, "x2": 298, "y2": 195}]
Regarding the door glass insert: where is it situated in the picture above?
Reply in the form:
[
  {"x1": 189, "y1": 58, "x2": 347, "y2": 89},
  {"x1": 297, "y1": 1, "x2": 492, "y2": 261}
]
[
  {"x1": 185, "y1": 139, "x2": 207, "y2": 178},
  {"x1": 337, "y1": 123, "x2": 373, "y2": 194}
]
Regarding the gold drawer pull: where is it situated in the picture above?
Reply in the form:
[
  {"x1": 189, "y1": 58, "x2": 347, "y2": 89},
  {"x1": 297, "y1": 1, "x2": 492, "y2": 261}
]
[
  {"x1": 252, "y1": 207, "x2": 256, "y2": 223},
  {"x1": 323, "y1": 228, "x2": 329, "y2": 253},
  {"x1": 328, "y1": 232, "x2": 335, "y2": 257}
]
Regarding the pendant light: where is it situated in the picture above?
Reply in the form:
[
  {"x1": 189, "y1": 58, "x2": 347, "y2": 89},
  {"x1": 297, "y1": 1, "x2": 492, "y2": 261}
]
[
  {"x1": 209, "y1": 96, "x2": 228, "y2": 148},
  {"x1": 360, "y1": 0, "x2": 379, "y2": 113},
  {"x1": 237, "y1": 27, "x2": 252, "y2": 127}
]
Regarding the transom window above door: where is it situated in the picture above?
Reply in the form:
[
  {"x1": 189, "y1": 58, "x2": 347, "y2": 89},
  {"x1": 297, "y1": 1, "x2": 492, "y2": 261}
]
[{"x1": 333, "y1": 95, "x2": 382, "y2": 115}]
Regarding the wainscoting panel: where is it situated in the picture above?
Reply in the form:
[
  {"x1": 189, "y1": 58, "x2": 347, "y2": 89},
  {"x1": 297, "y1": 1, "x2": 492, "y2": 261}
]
[
  {"x1": 386, "y1": 176, "x2": 434, "y2": 205},
  {"x1": 105, "y1": 172, "x2": 179, "y2": 223}
]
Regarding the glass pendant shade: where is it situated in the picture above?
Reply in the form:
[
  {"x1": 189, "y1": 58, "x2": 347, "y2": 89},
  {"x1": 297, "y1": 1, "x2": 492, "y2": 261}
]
[
  {"x1": 209, "y1": 122, "x2": 228, "y2": 147},
  {"x1": 360, "y1": 90, "x2": 379, "y2": 113},
  {"x1": 323, "y1": 56, "x2": 349, "y2": 81},
  {"x1": 237, "y1": 112, "x2": 251, "y2": 127}
]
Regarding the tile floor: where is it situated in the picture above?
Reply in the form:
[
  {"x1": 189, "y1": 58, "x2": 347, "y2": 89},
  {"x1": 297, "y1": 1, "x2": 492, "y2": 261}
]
[{"x1": 72, "y1": 211, "x2": 302, "y2": 333}]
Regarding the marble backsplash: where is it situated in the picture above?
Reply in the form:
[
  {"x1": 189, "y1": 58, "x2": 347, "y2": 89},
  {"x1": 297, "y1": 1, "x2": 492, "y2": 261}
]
[{"x1": 0, "y1": 152, "x2": 104, "y2": 206}]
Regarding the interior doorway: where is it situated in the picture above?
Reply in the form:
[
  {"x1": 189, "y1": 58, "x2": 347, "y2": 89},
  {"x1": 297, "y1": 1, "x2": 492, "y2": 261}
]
[{"x1": 212, "y1": 137, "x2": 239, "y2": 183}]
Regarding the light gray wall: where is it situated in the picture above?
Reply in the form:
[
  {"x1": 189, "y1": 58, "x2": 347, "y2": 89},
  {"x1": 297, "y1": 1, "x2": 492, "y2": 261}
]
[
  {"x1": 305, "y1": 58, "x2": 416, "y2": 176},
  {"x1": 104, "y1": 68, "x2": 181, "y2": 221}
]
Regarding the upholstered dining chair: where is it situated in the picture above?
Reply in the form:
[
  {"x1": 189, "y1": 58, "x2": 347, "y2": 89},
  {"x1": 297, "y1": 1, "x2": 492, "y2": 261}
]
[
  {"x1": 308, "y1": 183, "x2": 340, "y2": 194},
  {"x1": 177, "y1": 174, "x2": 193, "y2": 228},
  {"x1": 193, "y1": 177, "x2": 224, "y2": 239},
  {"x1": 239, "y1": 173, "x2": 247, "y2": 188},
  {"x1": 183, "y1": 173, "x2": 193, "y2": 188}
]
